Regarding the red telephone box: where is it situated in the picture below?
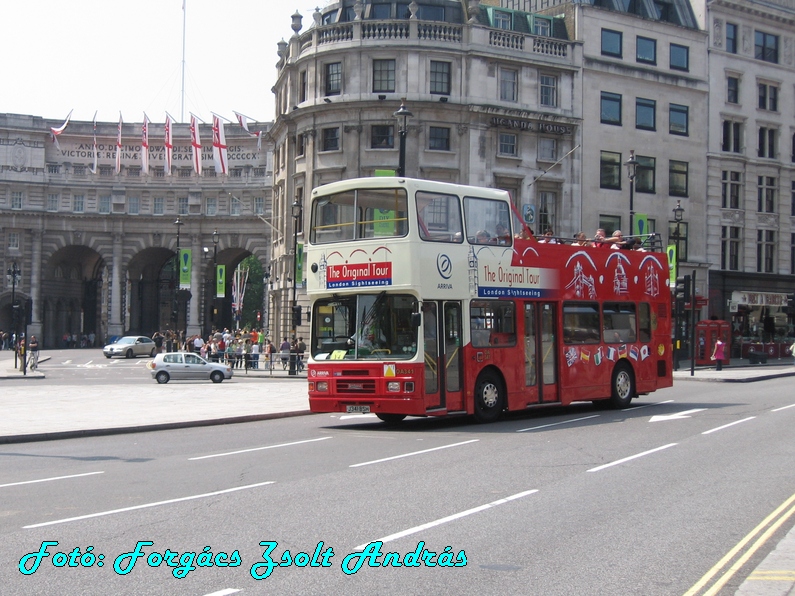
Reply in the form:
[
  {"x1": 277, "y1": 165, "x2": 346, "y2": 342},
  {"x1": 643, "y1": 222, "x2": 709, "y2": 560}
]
[{"x1": 695, "y1": 320, "x2": 730, "y2": 366}]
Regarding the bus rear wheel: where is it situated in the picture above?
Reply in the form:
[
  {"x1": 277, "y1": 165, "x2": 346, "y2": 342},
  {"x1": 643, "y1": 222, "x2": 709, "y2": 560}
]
[
  {"x1": 609, "y1": 362, "x2": 635, "y2": 409},
  {"x1": 376, "y1": 413, "x2": 406, "y2": 424},
  {"x1": 474, "y1": 371, "x2": 504, "y2": 423}
]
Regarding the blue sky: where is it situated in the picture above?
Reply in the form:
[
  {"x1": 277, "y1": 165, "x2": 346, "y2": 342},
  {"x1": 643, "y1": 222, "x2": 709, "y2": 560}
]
[{"x1": 3, "y1": 0, "x2": 320, "y2": 124}]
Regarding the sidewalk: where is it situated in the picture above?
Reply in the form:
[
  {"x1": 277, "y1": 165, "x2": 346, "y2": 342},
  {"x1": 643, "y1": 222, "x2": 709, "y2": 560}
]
[{"x1": 0, "y1": 351, "x2": 312, "y2": 444}]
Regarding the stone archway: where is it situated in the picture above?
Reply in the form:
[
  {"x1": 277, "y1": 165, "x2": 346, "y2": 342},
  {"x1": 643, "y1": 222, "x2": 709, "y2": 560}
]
[
  {"x1": 42, "y1": 246, "x2": 105, "y2": 349},
  {"x1": 127, "y1": 247, "x2": 176, "y2": 337}
]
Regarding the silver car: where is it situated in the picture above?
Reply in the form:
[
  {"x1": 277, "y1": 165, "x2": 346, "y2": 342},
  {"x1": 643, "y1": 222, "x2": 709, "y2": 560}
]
[
  {"x1": 148, "y1": 352, "x2": 233, "y2": 383},
  {"x1": 103, "y1": 336, "x2": 158, "y2": 359}
]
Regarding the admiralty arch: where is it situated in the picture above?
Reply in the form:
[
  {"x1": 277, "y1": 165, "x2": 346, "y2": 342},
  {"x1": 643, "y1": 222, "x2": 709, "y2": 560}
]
[{"x1": 1, "y1": 113, "x2": 273, "y2": 349}]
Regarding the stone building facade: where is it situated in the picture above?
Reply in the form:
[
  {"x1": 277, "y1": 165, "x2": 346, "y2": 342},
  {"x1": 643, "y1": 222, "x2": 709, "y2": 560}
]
[{"x1": 0, "y1": 114, "x2": 272, "y2": 349}]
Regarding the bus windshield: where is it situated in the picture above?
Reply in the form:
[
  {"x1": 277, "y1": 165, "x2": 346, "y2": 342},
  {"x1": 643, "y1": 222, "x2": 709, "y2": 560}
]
[
  {"x1": 310, "y1": 188, "x2": 408, "y2": 244},
  {"x1": 312, "y1": 293, "x2": 419, "y2": 360}
]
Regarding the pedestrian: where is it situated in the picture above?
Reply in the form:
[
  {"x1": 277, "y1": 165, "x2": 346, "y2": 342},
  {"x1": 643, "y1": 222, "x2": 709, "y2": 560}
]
[
  {"x1": 250, "y1": 340, "x2": 260, "y2": 369},
  {"x1": 711, "y1": 337, "x2": 726, "y2": 371}
]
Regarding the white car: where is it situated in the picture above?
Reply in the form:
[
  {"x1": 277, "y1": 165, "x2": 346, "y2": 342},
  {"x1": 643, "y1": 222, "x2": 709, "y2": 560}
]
[
  {"x1": 103, "y1": 336, "x2": 158, "y2": 359},
  {"x1": 148, "y1": 352, "x2": 233, "y2": 383}
]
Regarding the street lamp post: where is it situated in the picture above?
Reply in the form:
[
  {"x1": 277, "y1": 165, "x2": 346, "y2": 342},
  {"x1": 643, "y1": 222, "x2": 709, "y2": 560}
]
[
  {"x1": 624, "y1": 150, "x2": 638, "y2": 238},
  {"x1": 211, "y1": 229, "x2": 219, "y2": 331},
  {"x1": 672, "y1": 200, "x2": 684, "y2": 370},
  {"x1": 393, "y1": 99, "x2": 413, "y2": 177},
  {"x1": 173, "y1": 216, "x2": 183, "y2": 332},
  {"x1": 289, "y1": 198, "x2": 303, "y2": 376},
  {"x1": 6, "y1": 262, "x2": 21, "y2": 369}
]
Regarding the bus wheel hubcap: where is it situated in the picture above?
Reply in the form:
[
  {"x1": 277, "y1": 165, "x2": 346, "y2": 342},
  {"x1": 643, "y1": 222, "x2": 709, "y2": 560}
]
[{"x1": 482, "y1": 384, "x2": 499, "y2": 408}]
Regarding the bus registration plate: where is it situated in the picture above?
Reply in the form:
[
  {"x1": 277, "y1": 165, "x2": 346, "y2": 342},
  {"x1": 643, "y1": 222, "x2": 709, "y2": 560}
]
[{"x1": 346, "y1": 405, "x2": 371, "y2": 413}]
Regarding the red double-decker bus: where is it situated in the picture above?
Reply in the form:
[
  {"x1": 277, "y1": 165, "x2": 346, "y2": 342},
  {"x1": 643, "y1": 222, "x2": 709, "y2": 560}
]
[{"x1": 305, "y1": 177, "x2": 672, "y2": 423}]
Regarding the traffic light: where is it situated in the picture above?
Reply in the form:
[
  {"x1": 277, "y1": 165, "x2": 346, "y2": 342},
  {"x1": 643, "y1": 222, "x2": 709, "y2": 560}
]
[
  {"x1": 25, "y1": 298, "x2": 33, "y2": 325},
  {"x1": 675, "y1": 275, "x2": 692, "y2": 304},
  {"x1": 292, "y1": 305, "x2": 302, "y2": 328}
]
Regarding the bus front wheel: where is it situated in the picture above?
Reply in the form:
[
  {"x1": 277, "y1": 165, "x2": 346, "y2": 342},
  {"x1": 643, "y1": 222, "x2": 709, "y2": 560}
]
[
  {"x1": 609, "y1": 362, "x2": 635, "y2": 409},
  {"x1": 474, "y1": 371, "x2": 504, "y2": 423},
  {"x1": 376, "y1": 413, "x2": 406, "y2": 424}
]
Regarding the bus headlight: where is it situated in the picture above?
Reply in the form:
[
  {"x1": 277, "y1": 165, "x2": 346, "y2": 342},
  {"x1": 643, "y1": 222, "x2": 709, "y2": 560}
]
[
  {"x1": 316, "y1": 381, "x2": 329, "y2": 392},
  {"x1": 387, "y1": 381, "x2": 400, "y2": 392},
  {"x1": 404, "y1": 382, "x2": 414, "y2": 393}
]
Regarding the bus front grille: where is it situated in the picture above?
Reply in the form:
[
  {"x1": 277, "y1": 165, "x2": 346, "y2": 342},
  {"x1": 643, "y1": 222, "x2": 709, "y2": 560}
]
[{"x1": 336, "y1": 380, "x2": 377, "y2": 393}]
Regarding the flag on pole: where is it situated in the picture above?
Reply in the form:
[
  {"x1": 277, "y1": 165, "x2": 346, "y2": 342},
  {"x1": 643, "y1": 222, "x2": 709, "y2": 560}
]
[
  {"x1": 88, "y1": 111, "x2": 98, "y2": 174},
  {"x1": 50, "y1": 109, "x2": 73, "y2": 150},
  {"x1": 115, "y1": 113, "x2": 123, "y2": 174},
  {"x1": 233, "y1": 111, "x2": 262, "y2": 151},
  {"x1": 212, "y1": 114, "x2": 229, "y2": 175},
  {"x1": 189, "y1": 113, "x2": 202, "y2": 176},
  {"x1": 141, "y1": 113, "x2": 150, "y2": 174},
  {"x1": 164, "y1": 113, "x2": 174, "y2": 175}
]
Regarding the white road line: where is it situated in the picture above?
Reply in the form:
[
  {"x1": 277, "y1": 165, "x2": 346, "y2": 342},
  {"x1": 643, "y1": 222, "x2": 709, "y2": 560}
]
[
  {"x1": 349, "y1": 439, "x2": 479, "y2": 468},
  {"x1": 339, "y1": 413, "x2": 377, "y2": 420},
  {"x1": 702, "y1": 416, "x2": 756, "y2": 435},
  {"x1": 587, "y1": 443, "x2": 678, "y2": 473},
  {"x1": 772, "y1": 403, "x2": 795, "y2": 412},
  {"x1": 189, "y1": 437, "x2": 332, "y2": 461},
  {"x1": 623, "y1": 399, "x2": 675, "y2": 411},
  {"x1": 516, "y1": 415, "x2": 600, "y2": 433},
  {"x1": 23, "y1": 481, "x2": 274, "y2": 529},
  {"x1": 0, "y1": 471, "x2": 104, "y2": 489},
  {"x1": 203, "y1": 590, "x2": 240, "y2": 596},
  {"x1": 354, "y1": 489, "x2": 538, "y2": 550}
]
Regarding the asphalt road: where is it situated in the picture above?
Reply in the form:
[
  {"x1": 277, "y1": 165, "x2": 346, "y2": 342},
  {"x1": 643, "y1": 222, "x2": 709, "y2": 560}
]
[{"x1": 1, "y1": 371, "x2": 794, "y2": 595}]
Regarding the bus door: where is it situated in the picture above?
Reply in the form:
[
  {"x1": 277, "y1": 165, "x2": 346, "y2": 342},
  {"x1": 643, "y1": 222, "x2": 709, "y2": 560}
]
[
  {"x1": 524, "y1": 302, "x2": 559, "y2": 403},
  {"x1": 422, "y1": 301, "x2": 464, "y2": 412}
]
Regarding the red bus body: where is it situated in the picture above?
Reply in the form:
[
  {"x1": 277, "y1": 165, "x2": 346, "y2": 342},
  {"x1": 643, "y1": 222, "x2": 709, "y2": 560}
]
[{"x1": 305, "y1": 178, "x2": 672, "y2": 422}]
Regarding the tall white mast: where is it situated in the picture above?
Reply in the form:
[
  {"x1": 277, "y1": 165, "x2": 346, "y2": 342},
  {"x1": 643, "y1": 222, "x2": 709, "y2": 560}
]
[{"x1": 180, "y1": 0, "x2": 187, "y2": 122}]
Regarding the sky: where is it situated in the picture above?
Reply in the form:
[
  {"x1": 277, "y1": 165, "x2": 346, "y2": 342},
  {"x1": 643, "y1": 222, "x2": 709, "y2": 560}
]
[{"x1": 2, "y1": 0, "x2": 322, "y2": 126}]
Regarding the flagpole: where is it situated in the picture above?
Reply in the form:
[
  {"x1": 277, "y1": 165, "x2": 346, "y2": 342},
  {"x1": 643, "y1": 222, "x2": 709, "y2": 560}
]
[{"x1": 181, "y1": 0, "x2": 187, "y2": 122}]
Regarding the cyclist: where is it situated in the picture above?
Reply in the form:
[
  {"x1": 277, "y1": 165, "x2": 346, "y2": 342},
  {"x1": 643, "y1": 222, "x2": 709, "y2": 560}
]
[{"x1": 28, "y1": 335, "x2": 39, "y2": 371}]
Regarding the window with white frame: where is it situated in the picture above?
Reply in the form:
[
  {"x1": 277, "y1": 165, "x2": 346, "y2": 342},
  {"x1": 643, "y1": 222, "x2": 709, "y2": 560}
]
[
  {"x1": 325, "y1": 62, "x2": 342, "y2": 96},
  {"x1": 206, "y1": 197, "x2": 217, "y2": 216},
  {"x1": 757, "y1": 176, "x2": 776, "y2": 213},
  {"x1": 539, "y1": 74, "x2": 557, "y2": 107},
  {"x1": 230, "y1": 197, "x2": 242, "y2": 216},
  {"x1": 721, "y1": 226, "x2": 741, "y2": 271},
  {"x1": 538, "y1": 138, "x2": 557, "y2": 161},
  {"x1": 755, "y1": 31, "x2": 779, "y2": 64},
  {"x1": 255, "y1": 196, "x2": 265, "y2": 215},
  {"x1": 153, "y1": 197, "x2": 164, "y2": 215},
  {"x1": 11, "y1": 191, "x2": 23, "y2": 210},
  {"x1": 722, "y1": 120, "x2": 742, "y2": 153},
  {"x1": 758, "y1": 127, "x2": 776, "y2": 158},
  {"x1": 669, "y1": 161, "x2": 688, "y2": 197},
  {"x1": 322, "y1": 128, "x2": 340, "y2": 152},
  {"x1": 47, "y1": 194, "x2": 59, "y2": 211},
  {"x1": 635, "y1": 156, "x2": 655, "y2": 193},
  {"x1": 178, "y1": 196, "x2": 189, "y2": 215},
  {"x1": 73, "y1": 195, "x2": 85, "y2": 213},
  {"x1": 7, "y1": 231, "x2": 20, "y2": 250},
  {"x1": 499, "y1": 67, "x2": 518, "y2": 102},
  {"x1": 430, "y1": 61, "x2": 451, "y2": 95},
  {"x1": 98, "y1": 195, "x2": 111, "y2": 214},
  {"x1": 757, "y1": 229, "x2": 775, "y2": 272},
  {"x1": 128, "y1": 196, "x2": 139, "y2": 215},
  {"x1": 726, "y1": 23, "x2": 738, "y2": 54},
  {"x1": 533, "y1": 18, "x2": 550, "y2": 37},
  {"x1": 727, "y1": 76, "x2": 739, "y2": 104},
  {"x1": 493, "y1": 10, "x2": 511, "y2": 30},
  {"x1": 722, "y1": 171, "x2": 742, "y2": 209},
  {"x1": 429, "y1": 126, "x2": 450, "y2": 151},
  {"x1": 372, "y1": 59, "x2": 396, "y2": 93},
  {"x1": 498, "y1": 133, "x2": 518, "y2": 157},
  {"x1": 758, "y1": 83, "x2": 778, "y2": 111},
  {"x1": 537, "y1": 191, "x2": 556, "y2": 233}
]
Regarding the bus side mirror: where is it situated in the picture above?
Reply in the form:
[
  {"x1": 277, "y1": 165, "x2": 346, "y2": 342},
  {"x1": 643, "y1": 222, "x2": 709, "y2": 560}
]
[{"x1": 411, "y1": 313, "x2": 422, "y2": 328}]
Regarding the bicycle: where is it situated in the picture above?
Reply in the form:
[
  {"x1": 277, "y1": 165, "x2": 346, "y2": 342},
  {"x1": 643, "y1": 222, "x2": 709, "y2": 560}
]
[{"x1": 27, "y1": 350, "x2": 39, "y2": 372}]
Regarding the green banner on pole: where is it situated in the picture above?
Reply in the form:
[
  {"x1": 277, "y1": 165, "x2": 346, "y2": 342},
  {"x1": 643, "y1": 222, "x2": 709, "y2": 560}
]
[
  {"x1": 667, "y1": 244, "x2": 677, "y2": 287},
  {"x1": 634, "y1": 213, "x2": 648, "y2": 237},
  {"x1": 374, "y1": 169, "x2": 396, "y2": 177},
  {"x1": 295, "y1": 243, "x2": 304, "y2": 288},
  {"x1": 179, "y1": 249, "x2": 191, "y2": 289},
  {"x1": 216, "y1": 264, "x2": 225, "y2": 298}
]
